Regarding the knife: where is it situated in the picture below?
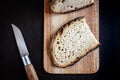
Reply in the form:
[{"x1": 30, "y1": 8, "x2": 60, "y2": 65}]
[{"x1": 11, "y1": 24, "x2": 39, "y2": 80}]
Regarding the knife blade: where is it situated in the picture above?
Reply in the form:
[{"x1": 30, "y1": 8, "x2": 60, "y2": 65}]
[{"x1": 11, "y1": 24, "x2": 39, "y2": 80}]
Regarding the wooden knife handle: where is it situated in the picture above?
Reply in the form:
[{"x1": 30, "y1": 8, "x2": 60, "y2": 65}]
[{"x1": 25, "y1": 64, "x2": 39, "y2": 80}]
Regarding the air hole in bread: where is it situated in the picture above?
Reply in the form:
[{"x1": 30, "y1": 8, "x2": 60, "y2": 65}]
[
  {"x1": 58, "y1": 0, "x2": 61, "y2": 2},
  {"x1": 65, "y1": 48, "x2": 67, "y2": 52},
  {"x1": 57, "y1": 41, "x2": 60, "y2": 44},
  {"x1": 61, "y1": 61, "x2": 63, "y2": 63},
  {"x1": 70, "y1": 6, "x2": 73, "y2": 8},
  {"x1": 72, "y1": 53, "x2": 74, "y2": 56},
  {"x1": 53, "y1": 6, "x2": 55, "y2": 9},
  {"x1": 64, "y1": 35, "x2": 66, "y2": 37},
  {"x1": 68, "y1": 55, "x2": 70, "y2": 57},
  {"x1": 58, "y1": 46, "x2": 61, "y2": 50},
  {"x1": 66, "y1": 6, "x2": 69, "y2": 8},
  {"x1": 67, "y1": 22, "x2": 70, "y2": 26},
  {"x1": 77, "y1": 57, "x2": 79, "y2": 59},
  {"x1": 89, "y1": 0, "x2": 92, "y2": 3},
  {"x1": 62, "y1": 0, "x2": 65, "y2": 3}
]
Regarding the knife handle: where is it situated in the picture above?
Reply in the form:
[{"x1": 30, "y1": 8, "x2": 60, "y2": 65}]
[
  {"x1": 22, "y1": 56, "x2": 39, "y2": 80},
  {"x1": 25, "y1": 64, "x2": 39, "y2": 80}
]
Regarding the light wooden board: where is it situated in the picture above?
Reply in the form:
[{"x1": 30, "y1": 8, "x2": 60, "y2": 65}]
[{"x1": 44, "y1": 0, "x2": 99, "y2": 74}]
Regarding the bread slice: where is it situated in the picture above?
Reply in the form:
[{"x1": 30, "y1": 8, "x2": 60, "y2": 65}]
[
  {"x1": 50, "y1": 17, "x2": 100, "y2": 67},
  {"x1": 49, "y1": 0, "x2": 94, "y2": 13}
]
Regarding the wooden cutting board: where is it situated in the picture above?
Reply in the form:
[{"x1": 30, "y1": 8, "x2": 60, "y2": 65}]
[{"x1": 44, "y1": 0, "x2": 99, "y2": 74}]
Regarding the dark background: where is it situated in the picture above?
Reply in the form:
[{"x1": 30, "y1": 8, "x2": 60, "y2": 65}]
[{"x1": 0, "y1": 0, "x2": 120, "y2": 80}]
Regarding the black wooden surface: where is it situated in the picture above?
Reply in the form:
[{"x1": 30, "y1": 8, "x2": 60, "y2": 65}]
[{"x1": 0, "y1": 0, "x2": 120, "y2": 80}]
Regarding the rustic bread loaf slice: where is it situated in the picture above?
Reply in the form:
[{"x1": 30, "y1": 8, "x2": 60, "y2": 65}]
[
  {"x1": 49, "y1": 0, "x2": 94, "y2": 13},
  {"x1": 50, "y1": 17, "x2": 100, "y2": 67}
]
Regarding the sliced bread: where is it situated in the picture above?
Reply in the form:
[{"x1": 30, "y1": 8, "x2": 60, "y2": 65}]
[
  {"x1": 50, "y1": 17, "x2": 100, "y2": 67},
  {"x1": 49, "y1": 0, "x2": 94, "y2": 13}
]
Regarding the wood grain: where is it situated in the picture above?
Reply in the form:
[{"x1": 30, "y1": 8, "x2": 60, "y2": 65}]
[
  {"x1": 25, "y1": 64, "x2": 39, "y2": 80},
  {"x1": 44, "y1": 0, "x2": 99, "y2": 74}
]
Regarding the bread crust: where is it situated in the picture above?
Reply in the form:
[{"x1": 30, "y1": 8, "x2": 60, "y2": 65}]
[
  {"x1": 50, "y1": 17, "x2": 100, "y2": 67},
  {"x1": 49, "y1": 0, "x2": 94, "y2": 13}
]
